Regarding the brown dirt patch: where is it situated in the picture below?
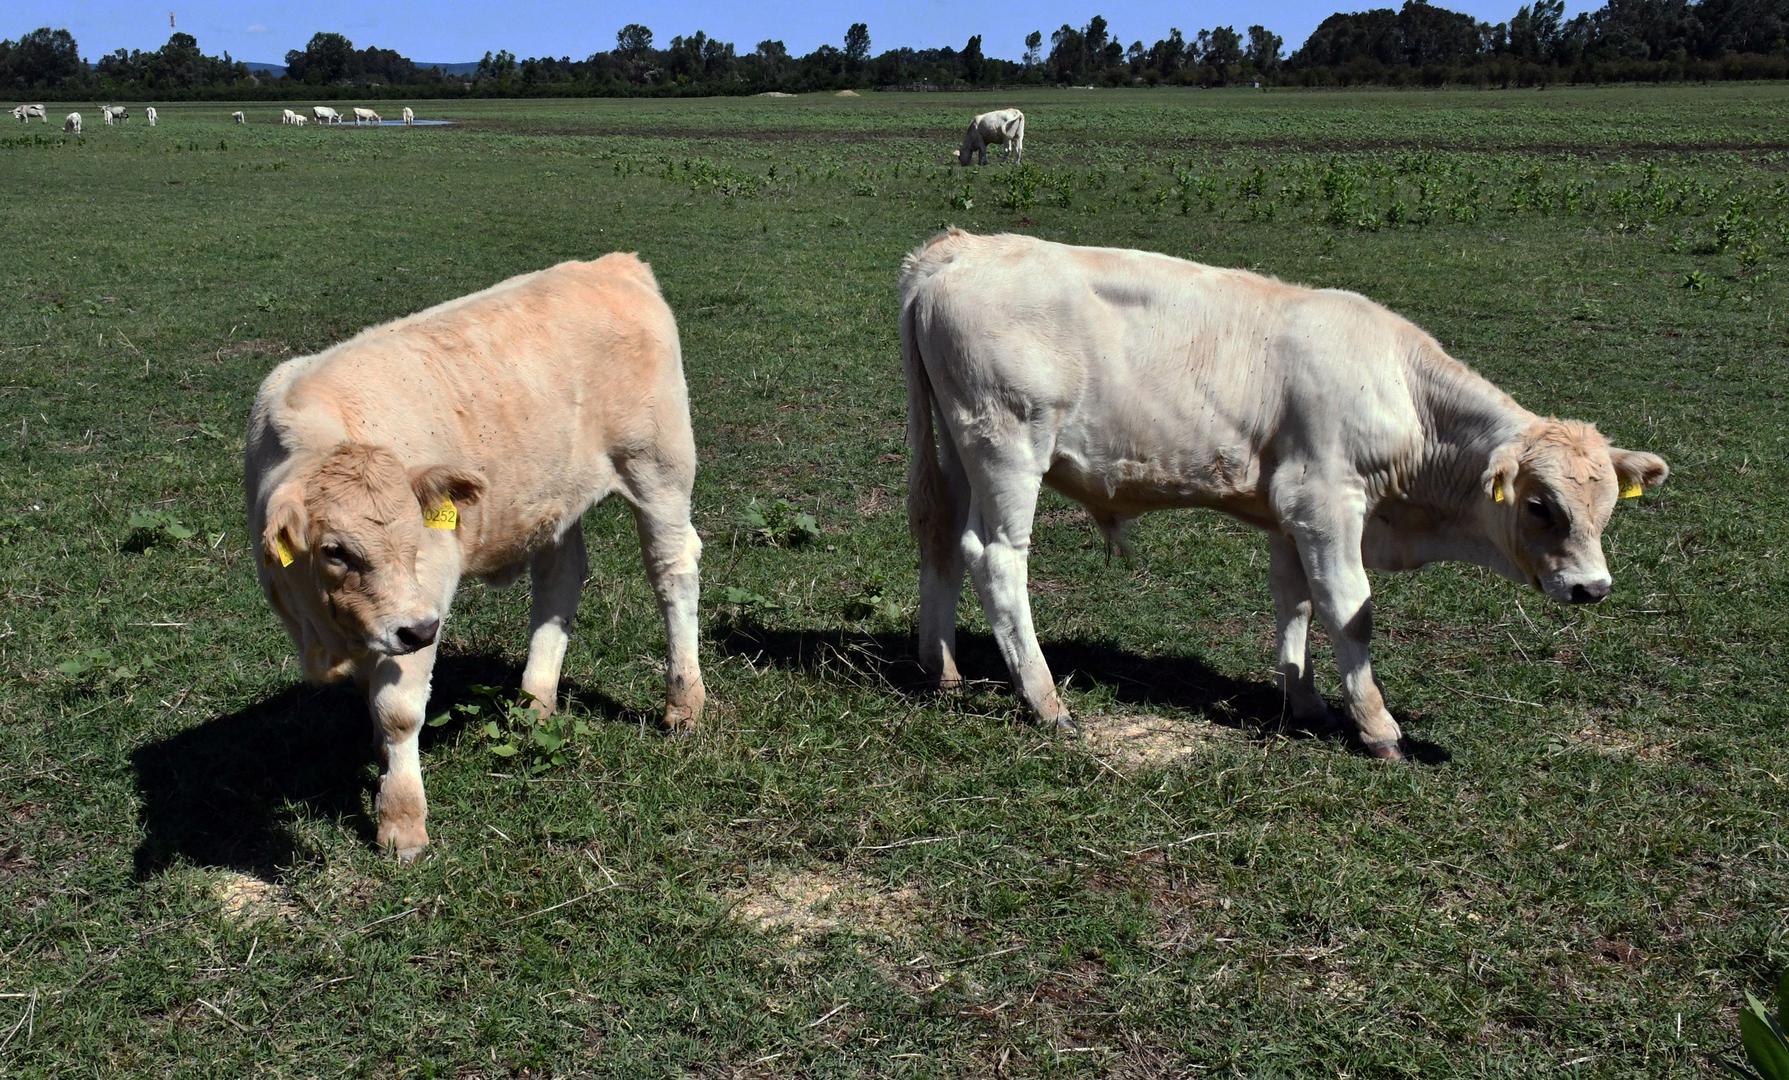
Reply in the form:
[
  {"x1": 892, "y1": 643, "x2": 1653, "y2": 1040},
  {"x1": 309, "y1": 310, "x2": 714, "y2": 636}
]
[
  {"x1": 211, "y1": 871, "x2": 299, "y2": 923},
  {"x1": 212, "y1": 338, "x2": 291, "y2": 362},
  {"x1": 1079, "y1": 713, "x2": 1223, "y2": 773},
  {"x1": 728, "y1": 866, "x2": 921, "y2": 946},
  {"x1": 1570, "y1": 720, "x2": 1673, "y2": 761}
]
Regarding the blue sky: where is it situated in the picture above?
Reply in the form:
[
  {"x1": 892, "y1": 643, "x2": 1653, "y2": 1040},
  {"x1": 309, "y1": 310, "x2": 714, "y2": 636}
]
[{"x1": 12, "y1": 1, "x2": 1597, "y2": 65}]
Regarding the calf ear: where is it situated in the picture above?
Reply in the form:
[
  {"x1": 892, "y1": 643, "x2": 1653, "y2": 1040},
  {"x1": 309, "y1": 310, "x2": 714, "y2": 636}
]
[
  {"x1": 1610, "y1": 448, "x2": 1668, "y2": 497},
  {"x1": 1481, "y1": 441, "x2": 1521, "y2": 505},
  {"x1": 410, "y1": 464, "x2": 485, "y2": 509},
  {"x1": 262, "y1": 480, "x2": 308, "y2": 567}
]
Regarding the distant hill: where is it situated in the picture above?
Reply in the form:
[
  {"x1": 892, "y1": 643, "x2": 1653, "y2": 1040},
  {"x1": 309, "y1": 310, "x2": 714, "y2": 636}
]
[{"x1": 244, "y1": 61, "x2": 285, "y2": 76}]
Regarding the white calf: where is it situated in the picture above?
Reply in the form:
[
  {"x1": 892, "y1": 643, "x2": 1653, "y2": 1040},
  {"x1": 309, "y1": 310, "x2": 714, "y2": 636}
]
[
  {"x1": 352, "y1": 107, "x2": 382, "y2": 125},
  {"x1": 313, "y1": 106, "x2": 341, "y2": 124},
  {"x1": 101, "y1": 105, "x2": 128, "y2": 125},
  {"x1": 402, "y1": 106, "x2": 414, "y2": 125},
  {"x1": 13, "y1": 103, "x2": 47, "y2": 123},
  {"x1": 956, "y1": 108, "x2": 1025, "y2": 166},
  {"x1": 293, "y1": 114, "x2": 309, "y2": 126},
  {"x1": 145, "y1": 106, "x2": 158, "y2": 126},
  {"x1": 231, "y1": 111, "x2": 246, "y2": 124},
  {"x1": 64, "y1": 112, "x2": 81, "y2": 134}
]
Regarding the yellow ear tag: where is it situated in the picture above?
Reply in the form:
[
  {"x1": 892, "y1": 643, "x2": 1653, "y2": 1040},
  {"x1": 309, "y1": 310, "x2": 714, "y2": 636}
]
[
  {"x1": 1492, "y1": 486, "x2": 1505, "y2": 503},
  {"x1": 423, "y1": 497, "x2": 459, "y2": 530},
  {"x1": 274, "y1": 539, "x2": 294, "y2": 567},
  {"x1": 1620, "y1": 481, "x2": 1644, "y2": 499}
]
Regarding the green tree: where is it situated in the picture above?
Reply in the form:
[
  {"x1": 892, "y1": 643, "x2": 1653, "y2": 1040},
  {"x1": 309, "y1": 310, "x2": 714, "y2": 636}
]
[
  {"x1": 1023, "y1": 29, "x2": 1043, "y2": 67},
  {"x1": 1246, "y1": 24, "x2": 1283, "y2": 76},
  {"x1": 962, "y1": 34, "x2": 985, "y2": 82},
  {"x1": 844, "y1": 22, "x2": 871, "y2": 66}
]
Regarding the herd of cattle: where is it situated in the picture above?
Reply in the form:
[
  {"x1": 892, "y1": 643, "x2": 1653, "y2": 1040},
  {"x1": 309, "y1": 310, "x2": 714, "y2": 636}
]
[
  {"x1": 245, "y1": 228, "x2": 1667, "y2": 858},
  {"x1": 12, "y1": 101, "x2": 417, "y2": 133}
]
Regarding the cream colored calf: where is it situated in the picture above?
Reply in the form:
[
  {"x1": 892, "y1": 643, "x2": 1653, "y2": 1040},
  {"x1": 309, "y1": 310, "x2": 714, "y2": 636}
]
[
  {"x1": 956, "y1": 108, "x2": 1024, "y2": 166},
  {"x1": 63, "y1": 112, "x2": 81, "y2": 134},
  {"x1": 902, "y1": 229, "x2": 1667, "y2": 759},
  {"x1": 231, "y1": 110, "x2": 245, "y2": 124},
  {"x1": 401, "y1": 106, "x2": 414, "y2": 125},
  {"x1": 352, "y1": 107, "x2": 381, "y2": 125},
  {"x1": 247, "y1": 255, "x2": 705, "y2": 858},
  {"x1": 145, "y1": 106, "x2": 157, "y2": 126}
]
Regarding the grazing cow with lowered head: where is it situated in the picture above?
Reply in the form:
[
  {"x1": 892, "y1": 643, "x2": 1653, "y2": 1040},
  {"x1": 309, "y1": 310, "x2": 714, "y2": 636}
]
[
  {"x1": 352, "y1": 106, "x2": 381, "y2": 125},
  {"x1": 247, "y1": 255, "x2": 705, "y2": 858},
  {"x1": 13, "y1": 103, "x2": 47, "y2": 123},
  {"x1": 63, "y1": 112, "x2": 81, "y2": 134},
  {"x1": 145, "y1": 106, "x2": 157, "y2": 126},
  {"x1": 402, "y1": 106, "x2": 415, "y2": 125},
  {"x1": 292, "y1": 113, "x2": 309, "y2": 126},
  {"x1": 901, "y1": 229, "x2": 1667, "y2": 759},
  {"x1": 101, "y1": 104, "x2": 127, "y2": 125},
  {"x1": 313, "y1": 105, "x2": 341, "y2": 124},
  {"x1": 956, "y1": 108, "x2": 1024, "y2": 166},
  {"x1": 231, "y1": 110, "x2": 245, "y2": 124}
]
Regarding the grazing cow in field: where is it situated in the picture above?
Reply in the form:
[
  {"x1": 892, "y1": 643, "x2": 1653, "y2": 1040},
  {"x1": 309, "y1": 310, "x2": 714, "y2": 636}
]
[
  {"x1": 402, "y1": 106, "x2": 414, "y2": 125},
  {"x1": 281, "y1": 108, "x2": 296, "y2": 124},
  {"x1": 292, "y1": 114, "x2": 309, "y2": 126},
  {"x1": 231, "y1": 110, "x2": 245, "y2": 124},
  {"x1": 101, "y1": 104, "x2": 127, "y2": 125},
  {"x1": 145, "y1": 106, "x2": 157, "y2": 126},
  {"x1": 63, "y1": 112, "x2": 81, "y2": 134},
  {"x1": 352, "y1": 106, "x2": 381, "y2": 125},
  {"x1": 900, "y1": 229, "x2": 1668, "y2": 758},
  {"x1": 246, "y1": 255, "x2": 706, "y2": 858},
  {"x1": 13, "y1": 103, "x2": 47, "y2": 123},
  {"x1": 956, "y1": 108, "x2": 1024, "y2": 166},
  {"x1": 313, "y1": 105, "x2": 341, "y2": 124}
]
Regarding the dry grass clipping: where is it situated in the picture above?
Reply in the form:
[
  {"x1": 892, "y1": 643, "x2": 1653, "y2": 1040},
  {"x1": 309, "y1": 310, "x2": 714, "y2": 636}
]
[
  {"x1": 1079, "y1": 713, "x2": 1221, "y2": 773},
  {"x1": 729, "y1": 866, "x2": 921, "y2": 946},
  {"x1": 210, "y1": 871, "x2": 298, "y2": 924}
]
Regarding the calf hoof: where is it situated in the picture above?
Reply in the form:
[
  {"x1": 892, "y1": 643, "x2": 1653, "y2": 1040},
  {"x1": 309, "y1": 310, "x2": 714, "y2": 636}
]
[
  {"x1": 376, "y1": 823, "x2": 430, "y2": 861},
  {"x1": 662, "y1": 702, "x2": 700, "y2": 735},
  {"x1": 1362, "y1": 738, "x2": 1407, "y2": 762}
]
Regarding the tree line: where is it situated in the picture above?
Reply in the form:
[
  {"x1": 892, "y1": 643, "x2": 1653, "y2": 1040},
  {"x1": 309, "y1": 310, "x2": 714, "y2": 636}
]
[{"x1": 2, "y1": 0, "x2": 1785, "y2": 101}]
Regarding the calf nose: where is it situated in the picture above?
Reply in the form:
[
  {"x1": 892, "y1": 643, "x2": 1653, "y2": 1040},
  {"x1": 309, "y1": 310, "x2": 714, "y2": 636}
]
[
  {"x1": 395, "y1": 618, "x2": 440, "y2": 651},
  {"x1": 1569, "y1": 581, "x2": 1610, "y2": 604}
]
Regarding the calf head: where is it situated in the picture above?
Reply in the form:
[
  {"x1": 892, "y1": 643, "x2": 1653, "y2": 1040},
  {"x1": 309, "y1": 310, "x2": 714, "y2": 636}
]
[
  {"x1": 1481, "y1": 419, "x2": 1667, "y2": 604},
  {"x1": 261, "y1": 442, "x2": 483, "y2": 681}
]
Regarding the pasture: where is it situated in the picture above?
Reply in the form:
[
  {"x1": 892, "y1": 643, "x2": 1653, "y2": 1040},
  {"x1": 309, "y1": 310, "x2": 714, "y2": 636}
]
[{"x1": 1, "y1": 85, "x2": 1786, "y2": 1076}]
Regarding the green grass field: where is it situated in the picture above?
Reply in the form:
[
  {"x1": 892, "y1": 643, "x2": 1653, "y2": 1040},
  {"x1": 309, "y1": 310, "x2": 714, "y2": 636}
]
[{"x1": 2, "y1": 85, "x2": 1787, "y2": 1077}]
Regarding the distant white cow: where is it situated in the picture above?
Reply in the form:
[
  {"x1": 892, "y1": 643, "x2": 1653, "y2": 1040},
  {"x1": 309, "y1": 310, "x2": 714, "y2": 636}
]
[
  {"x1": 956, "y1": 108, "x2": 1024, "y2": 166},
  {"x1": 64, "y1": 112, "x2": 81, "y2": 134},
  {"x1": 13, "y1": 103, "x2": 47, "y2": 123},
  {"x1": 101, "y1": 104, "x2": 128, "y2": 125},
  {"x1": 232, "y1": 110, "x2": 246, "y2": 124},
  {"x1": 281, "y1": 108, "x2": 296, "y2": 125},
  {"x1": 313, "y1": 105, "x2": 341, "y2": 124},
  {"x1": 401, "y1": 106, "x2": 414, "y2": 126},
  {"x1": 292, "y1": 114, "x2": 309, "y2": 126},
  {"x1": 145, "y1": 106, "x2": 158, "y2": 126},
  {"x1": 352, "y1": 107, "x2": 381, "y2": 125}
]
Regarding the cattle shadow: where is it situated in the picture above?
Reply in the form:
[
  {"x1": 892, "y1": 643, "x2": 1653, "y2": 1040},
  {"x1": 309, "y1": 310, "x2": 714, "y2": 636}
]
[
  {"x1": 130, "y1": 652, "x2": 638, "y2": 881},
  {"x1": 715, "y1": 617, "x2": 1449, "y2": 764}
]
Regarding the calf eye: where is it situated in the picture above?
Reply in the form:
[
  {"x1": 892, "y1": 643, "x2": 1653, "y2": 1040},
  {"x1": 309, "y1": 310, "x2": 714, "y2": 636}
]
[
  {"x1": 320, "y1": 543, "x2": 352, "y2": 566},
  {"x1": 1525, "y1": 498, "x2": 1555, "y2": 527}
]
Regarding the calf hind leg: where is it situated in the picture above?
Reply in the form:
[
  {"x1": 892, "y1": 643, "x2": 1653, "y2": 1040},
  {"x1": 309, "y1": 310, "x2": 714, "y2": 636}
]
[
  {"x1": 961, "y1": 464, "x2": 1070, "y2": 731},
  {"x1": 1269, "y1": 533, "x2": 1336, "y2": 729},
  {"x1": 624, "y1": 474, "x2": 705, "y2": 733},
  {"x1": 915, "y1": 430, "x2": 972, "y2": 689}
]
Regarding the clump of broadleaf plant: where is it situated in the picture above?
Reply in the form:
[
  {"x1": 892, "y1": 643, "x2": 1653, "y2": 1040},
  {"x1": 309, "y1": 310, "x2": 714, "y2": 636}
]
[
  {"x1": 1732, "y1": 971, "x2": 1789, "y2": 1080},
  {"x1": 735, "y1": 498, "x2": 820, "y2": 548},
  {"x1": 432, "y1": 684, "x2": 590, "y2": 775}
]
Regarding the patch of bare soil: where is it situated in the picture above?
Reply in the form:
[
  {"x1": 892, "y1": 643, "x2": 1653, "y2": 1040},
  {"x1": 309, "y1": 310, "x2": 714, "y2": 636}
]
[
  {"x1": 211, "y1": 871, "x2": 298, "y2": 923},
  {"x1": 1079, "y1": 713, "x2": 1222, "y2": 773},
  {"x1": 728, "y1": 866, "x2": 921, "y2": 946},
  {"x1": 212, "y1": 338, "x2": 291, "y2": 363}
]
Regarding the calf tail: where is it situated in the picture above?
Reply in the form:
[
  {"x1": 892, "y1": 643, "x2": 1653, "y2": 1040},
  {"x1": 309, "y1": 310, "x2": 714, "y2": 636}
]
[{"x1": 902, "y1": 291, "x2": 956, "y2": 575}]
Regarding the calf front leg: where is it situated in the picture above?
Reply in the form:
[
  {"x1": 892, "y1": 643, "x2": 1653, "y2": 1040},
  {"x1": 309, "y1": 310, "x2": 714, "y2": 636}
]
[
  {"x1": 1268, "y1": 533, "x2": 1334, "y2": 728},
  {"x1": 1285, "y1": 503, "x2": 1405, "y2": 759},
  {"x1": 367, "y1": 645, "x2": 439, "y2": 859},
  {"x1": 521, "y1": 527, "x2": 589, "y2": 714}
]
